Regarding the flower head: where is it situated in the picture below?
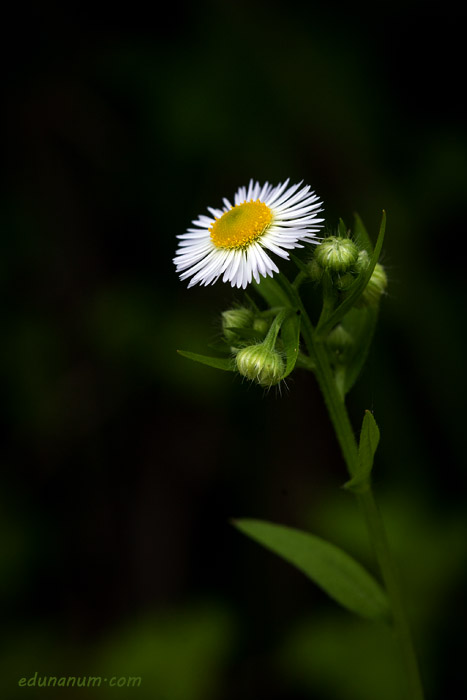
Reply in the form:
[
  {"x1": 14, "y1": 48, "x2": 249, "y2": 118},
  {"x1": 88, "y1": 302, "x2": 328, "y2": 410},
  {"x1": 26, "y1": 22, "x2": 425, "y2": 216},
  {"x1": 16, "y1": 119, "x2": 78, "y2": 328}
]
[
  {"x1": 314, "y1": 236, "x2": 359, "y2": 273},
  {"x1": 236, "y1": 344, "x2": 285, "y2": 387},
  {"x1": 174, "y1": 179, "x2": 324, "y2": 289}
]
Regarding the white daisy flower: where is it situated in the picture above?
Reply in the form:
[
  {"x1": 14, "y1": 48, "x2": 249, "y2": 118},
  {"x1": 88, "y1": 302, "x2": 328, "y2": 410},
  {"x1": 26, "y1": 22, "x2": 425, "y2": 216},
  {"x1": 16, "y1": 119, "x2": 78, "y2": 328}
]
[{"x1": 173, "y1": 179, "x2": 324, "y2": 289}]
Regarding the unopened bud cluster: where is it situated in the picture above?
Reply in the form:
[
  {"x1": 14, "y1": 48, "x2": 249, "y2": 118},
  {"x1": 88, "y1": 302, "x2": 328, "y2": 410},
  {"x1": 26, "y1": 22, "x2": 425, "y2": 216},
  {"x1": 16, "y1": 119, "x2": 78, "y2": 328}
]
[
  {"x1": 221, "y1": 306, "x2": 285, "y2": 387},
  {"x1": 310, "y1": 235, "x2": 387, "y2": 308},
  {"x1": 221, "y1": 306, "x2": 271, "y2": 348}
]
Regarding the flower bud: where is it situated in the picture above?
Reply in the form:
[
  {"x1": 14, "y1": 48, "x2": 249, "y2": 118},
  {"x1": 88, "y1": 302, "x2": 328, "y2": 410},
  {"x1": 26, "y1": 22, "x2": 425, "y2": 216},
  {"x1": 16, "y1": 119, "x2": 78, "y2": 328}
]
[
  {"x1": 252, "y1": 317, "x2": 270, "y2": 336},
  {"x1": 314, "y1": 237, "x2": 359, "y2": 274},
  {"x1": 326, "y1": 324, "x2": 354, "y2": 363},
  {"x1": 336, "y1": 272, "x2": 355, "y2": 291},
  {"x1": 221, "y1": 307, "x2": 254, "y2": 342},
  {"x1": 236, "y1": 344, "x2": 285, "y2": 387},
  {"x1": 354, "y1": 249, "x2": 370, "y2": 275},
  {"x1": 357, "y1": 263, "x2": 388, "y2": 307}
]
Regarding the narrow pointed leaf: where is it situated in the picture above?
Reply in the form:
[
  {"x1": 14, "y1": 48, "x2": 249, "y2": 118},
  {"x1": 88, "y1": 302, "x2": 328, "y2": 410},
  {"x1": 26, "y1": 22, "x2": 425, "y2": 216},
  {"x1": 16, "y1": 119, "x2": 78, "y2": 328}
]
[
  {"x1": 359, "y1": 410, "x2": 380, "y2": 470},
  {"x1": 344, "y1": 410, "x2": 380, "y2": 492},
  {"x1": 338, "y1": 217, "x2": 348, "y2": 237},
  {"x1": 275, "y1": 271, "x2": 302, "y2": 306},
  {"x1": 290, "y1": 252, "x2": 310, "y2": 276},
  {"x1": 177, "y1": 350, "x2": 236, "y2": 371},
  {"x1": 233, "y1": 519, "x2": 390, "y2": 622},
  {"x1": 353, "y1": 212, "x2": 373, "y2": 253},
  {"x1": 341, "y1": 305, "x2": 379, "y2": 394},
  {"x1": 243, "y1": 292, "x2": 260, "y2": 313},
  {"x1": 253, "y1": 276, "x2": 290, "y2": 308},
  {"x1": 224, "y1": 326, "x2": 265, "y2": 341},
  {"x1": 295, "y1": 352, "x2": 316, "y2": 371},
  {"x1": 280, "y1": 310, "x2": 301, "y2": 378}
]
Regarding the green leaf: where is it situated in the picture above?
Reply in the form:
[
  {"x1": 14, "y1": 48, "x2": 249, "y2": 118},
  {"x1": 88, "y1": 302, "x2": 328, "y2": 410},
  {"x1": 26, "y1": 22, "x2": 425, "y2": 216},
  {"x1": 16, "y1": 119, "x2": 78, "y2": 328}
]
[
  {"x1": 224, "y1": 327, "x2": 264, "y2": 341},
  {"x1": 359, "y1": 410, "x2": 380, "y2": 470},
  {"x1": 253, "y1": 276, "x2": 290, "y2": 308},
  {"x1": 316, "y1": 211, "x2": 386, "y2": 339},
  {"x1": 295, "y1": 352, "x2": 316, "y2": 371},
  {"x1": 280, "y1": 311, "x2": 302, "y2": 378},
  {"x1": 338, "y1": 217, "x2": 349, "y2": 237},
  {"x1": 340, "y1": 305, "x2": 379, "y2": 394},
  {"x1": 353, "y1": 212, "x2": 373, "y2": 253},
  {"x1": 207, "y1": 338, "x2": 232, "y2": 353},
  {"x1": 344, "y1": 411, "x2": 380, "y2": 492},
  {"x1": 177, "y1": 350, "x2": 236, "y2": 372},
  {"x1": 232, "y1": 519, "x2": 390, "y2": 622},
  {"x1": 290, "y1": 252, "x2": 310, "y2": 276},
  {"x1": 243, "y1": 292, "x2": 260, "y2": 313}
]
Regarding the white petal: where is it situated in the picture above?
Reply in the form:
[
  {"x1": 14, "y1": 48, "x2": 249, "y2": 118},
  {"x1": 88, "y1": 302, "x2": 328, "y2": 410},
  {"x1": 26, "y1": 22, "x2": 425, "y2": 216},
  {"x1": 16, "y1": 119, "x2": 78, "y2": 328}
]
[
  {"x1": 260, "y1": 237, "x2": 290, "y2": 259},
  {"x1": 223, "y1": 250, "x2": 242, "y2": 283},
  {"x1": 175, "y1": 180, "x2": 324, "y2": 288}
]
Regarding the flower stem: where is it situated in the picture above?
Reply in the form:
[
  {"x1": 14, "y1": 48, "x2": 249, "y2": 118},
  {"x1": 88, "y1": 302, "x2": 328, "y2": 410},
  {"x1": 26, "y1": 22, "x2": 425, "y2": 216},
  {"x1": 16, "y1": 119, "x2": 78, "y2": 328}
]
[
  {"x1": 357, "y1": 489, "x2": 425, "y2": 700},
  {"x1": 296, "y1": 297, "x2": 425, "y2": 700}
]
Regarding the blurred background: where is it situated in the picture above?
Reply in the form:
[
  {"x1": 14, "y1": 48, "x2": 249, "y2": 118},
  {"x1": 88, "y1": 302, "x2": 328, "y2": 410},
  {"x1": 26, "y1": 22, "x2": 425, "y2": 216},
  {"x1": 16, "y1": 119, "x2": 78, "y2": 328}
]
[{"x1": 1, "y1": 2, "x2": 466, "y2": 698}]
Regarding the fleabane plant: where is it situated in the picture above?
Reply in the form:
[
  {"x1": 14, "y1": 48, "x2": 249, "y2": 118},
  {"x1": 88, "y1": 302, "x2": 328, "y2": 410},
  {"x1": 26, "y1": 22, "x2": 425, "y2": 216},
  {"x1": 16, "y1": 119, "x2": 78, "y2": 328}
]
[{"x1": 173, "y1": 179, "x2": 425, "y2": 699}]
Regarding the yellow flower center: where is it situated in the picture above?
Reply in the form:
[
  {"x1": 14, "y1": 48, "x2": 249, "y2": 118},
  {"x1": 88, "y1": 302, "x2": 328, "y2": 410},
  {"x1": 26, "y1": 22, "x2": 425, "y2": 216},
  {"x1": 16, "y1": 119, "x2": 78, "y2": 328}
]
[{"x1": 210, "y1": 200, "x2": 273, "y2": 249}]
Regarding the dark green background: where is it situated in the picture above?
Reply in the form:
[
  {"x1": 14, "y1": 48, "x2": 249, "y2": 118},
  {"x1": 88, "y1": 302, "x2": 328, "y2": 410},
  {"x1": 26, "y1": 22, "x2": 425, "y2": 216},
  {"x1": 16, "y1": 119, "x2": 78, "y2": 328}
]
[{"x1": 1, "y1": 3, "x2": 466, "y2": 698}]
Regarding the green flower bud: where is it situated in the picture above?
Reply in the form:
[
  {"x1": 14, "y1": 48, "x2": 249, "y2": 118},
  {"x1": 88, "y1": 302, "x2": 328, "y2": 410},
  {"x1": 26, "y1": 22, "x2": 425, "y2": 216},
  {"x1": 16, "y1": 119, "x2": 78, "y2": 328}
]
[
  {"x1": 326, "y1": 324, "x2": 354, "y2": 363},
  {"x1": 336, "y1": 272, "x2": 355, "y2": 291},
  {"x1": 252, "y1": 317, "x2": 270, "y2": 336},
  {"x1": 236, "y1": 344, "x2": 285, "y2": 387},
  {"x1": 314, "y1": 237, "x2": 359, "y2": 274},
  {"x1": 221, "y1": 307, "x2": 254, "y2": 342},
  {"x1": 357, "y1": 263, "x2": 388, "y2": 307},
  {"x1": 354, "y1": 249, "x2": 370, "y2": 274}
]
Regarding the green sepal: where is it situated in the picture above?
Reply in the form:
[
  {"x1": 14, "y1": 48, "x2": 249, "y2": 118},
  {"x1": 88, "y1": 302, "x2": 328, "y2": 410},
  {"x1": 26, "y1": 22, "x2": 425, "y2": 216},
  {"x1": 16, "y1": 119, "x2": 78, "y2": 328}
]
[
  {"x1": 232, "y1": 519, "x2": 390, "y2": 622},
  {"x1": 344, "y1": 410, "x2": 380, "y2": 492},
  {"x1": 316, "y1": 211, "x2": 386, "y2": 339},
  {"x1": 280, "y1": 310, "x2": 302, "y2": 378},
  {"x1": 177, "y1": 350, "x2": 236, "y2": 372}
]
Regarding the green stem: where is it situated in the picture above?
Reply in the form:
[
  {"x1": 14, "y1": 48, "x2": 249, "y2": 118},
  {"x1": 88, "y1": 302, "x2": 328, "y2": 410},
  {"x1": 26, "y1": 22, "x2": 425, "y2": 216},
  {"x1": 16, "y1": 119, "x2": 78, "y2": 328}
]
[
  {"x1": 357, "y1": 489, "x2": 425, "y2": 700},
  {"x1": 292, "y1": 290, "x2": 424, "y2": 700}
]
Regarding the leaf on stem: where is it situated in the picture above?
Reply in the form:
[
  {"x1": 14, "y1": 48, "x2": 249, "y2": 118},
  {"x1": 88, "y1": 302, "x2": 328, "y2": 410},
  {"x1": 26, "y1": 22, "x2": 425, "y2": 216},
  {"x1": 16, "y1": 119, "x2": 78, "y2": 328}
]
[
  {"x1": 232, "y1": 518, "x2": 390, "y2": 622},
  {"x1": 338, "y1": 217, "x2": 349, "y2": 237},
  {"x1": 177, "y1": 350, "x2": 236, "y2": 371},
  {"x1": 223, "y1": 327, "x2": 265, "y2": 341},
  {"x1": 253, "y1": 276, "x2": 291, "y2": 308},
  {"x1": 290, "y1": 252, "x2": 310, "y2": 276},
  {"x1": 280, "y1": 311, "x2": 302, "y2": 378},
  {"x1": 340, "y1": 305, "x2": 379, "y2": 395},
  {"x1": 353, "y1": 212, "x2": 374, "y2": 253},
  {"x1": 344, "y1": 410, "x2": 380, "y2": 492}
]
